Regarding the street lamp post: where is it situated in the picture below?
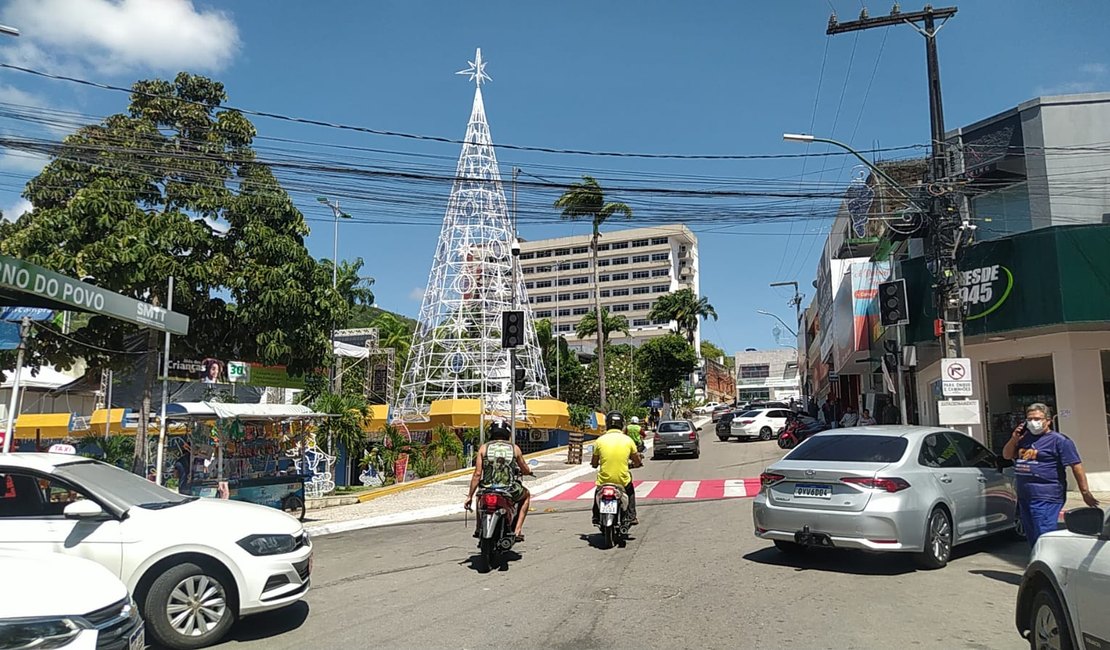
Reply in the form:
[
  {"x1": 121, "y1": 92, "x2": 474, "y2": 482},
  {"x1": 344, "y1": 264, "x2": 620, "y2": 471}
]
[{"x1": 317, "y1": 196, "x2": 352, "y2": 393}]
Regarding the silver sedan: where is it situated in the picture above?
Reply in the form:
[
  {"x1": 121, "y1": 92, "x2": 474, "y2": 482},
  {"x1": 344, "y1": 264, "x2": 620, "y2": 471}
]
[
  {"x1": 752, "y1": 426, "x2": 1020, "y2": 569},
  {"x1": 652, "y1": 420, "x2": 700, "y2": 459}
]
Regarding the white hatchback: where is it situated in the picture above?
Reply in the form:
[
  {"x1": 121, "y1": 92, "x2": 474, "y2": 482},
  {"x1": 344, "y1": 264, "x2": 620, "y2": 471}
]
[
  {"x1": 0, "y1": 453, "x2": 312, "y2": 650},
  {"x1": 728, "y1": 408, "x2": 792, "y2": 441},
  {"x1": 1016, "y1": 506, "x2": 1110, "y2": 649}
]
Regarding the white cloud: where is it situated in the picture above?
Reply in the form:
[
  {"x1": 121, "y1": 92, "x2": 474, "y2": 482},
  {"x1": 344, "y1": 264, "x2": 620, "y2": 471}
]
[
  {"x1": 0, "y1": 149, "x2": 49, "y2": 174},
  {"x1": 409, "y1": 287, "x2": 426, "y2": 302},
  {"x1": 1080, "y1": 63, "x2": 1108, "y2": 76},
  {"x1": 1, "y1": 197, "x2": 31, "y2": 221},
  {"x1": 3, "y1": 0, "x2": 240, "y2": 74},
  {"x1": 1036, "y1": 62, "x2": 1109, "y2": 97}
]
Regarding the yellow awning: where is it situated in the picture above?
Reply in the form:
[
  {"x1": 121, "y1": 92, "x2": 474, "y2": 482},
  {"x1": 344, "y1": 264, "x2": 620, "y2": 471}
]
[
  {"x1": 427, "y1": 399, "x2": 483, "y2": 429},
  {"x1": 525, "y1": 399, "x2": 570, "y2": 430},
  {"x1": 361, "y1": 404, "x2": 391, "y2": 432},
  {"x1": 88, "y1": 408, "x2": 130, "y2": 435},
  {"x1": 14, "y1": 412, "x2": 75, "y2": 439}
]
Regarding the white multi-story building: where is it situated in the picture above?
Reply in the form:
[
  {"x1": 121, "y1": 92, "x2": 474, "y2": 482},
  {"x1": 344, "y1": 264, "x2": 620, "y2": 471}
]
[
  {"x1": 518, "y1": 224, "x2": 699, "y2": 352},
  {"x1": 733, "y1": 349, "x2": 801, "y2": 403}
]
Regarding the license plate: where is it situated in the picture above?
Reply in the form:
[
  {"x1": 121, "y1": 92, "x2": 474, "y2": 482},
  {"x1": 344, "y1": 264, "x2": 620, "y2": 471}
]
[
  {"x1": 129, "y1": 625, "x2": 145, "y2": 650},
  {"x1": 599, "y1": 500, "x2": 618, "y2": 514},
  {"x1": 668, "y1": 444, "x2": 684, "y2": 449},
  {"x1": 794, "y1": 483, "x2": 832, "y2": 499}
]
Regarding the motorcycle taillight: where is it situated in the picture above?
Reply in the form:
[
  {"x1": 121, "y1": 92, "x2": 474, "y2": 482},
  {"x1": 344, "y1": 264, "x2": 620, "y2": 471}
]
[
  {"x1": 600, "y1": 486, "x2": 619, "y2": 499},
  {"x1": 481, "y1": 493, "x2": 500, "y2": 509}
]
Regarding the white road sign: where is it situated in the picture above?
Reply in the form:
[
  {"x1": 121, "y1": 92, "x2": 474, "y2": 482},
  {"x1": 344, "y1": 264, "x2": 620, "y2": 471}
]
[
  {"x1": 941, "y1": 358, "x2": 973, "y2": 397},
  {"x1": 938, "y1": 399, "x2": 981, "y2": 426}
]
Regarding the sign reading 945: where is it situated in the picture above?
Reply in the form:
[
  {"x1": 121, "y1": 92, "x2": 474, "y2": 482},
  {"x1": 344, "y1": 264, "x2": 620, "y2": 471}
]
[{"x1": 959, "y1": 264, "x2": 1013, "y2": 321}]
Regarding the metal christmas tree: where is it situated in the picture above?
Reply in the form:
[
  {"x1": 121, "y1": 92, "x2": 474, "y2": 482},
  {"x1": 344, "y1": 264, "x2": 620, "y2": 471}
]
[{"x1": 396, "y1": 49, "x2": 550, "y2": 421}]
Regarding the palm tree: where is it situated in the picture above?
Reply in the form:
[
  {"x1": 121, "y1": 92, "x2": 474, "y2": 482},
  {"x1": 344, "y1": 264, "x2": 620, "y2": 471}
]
[
  {"x1": 313, "y1": 390, "x2": 370, "y2": 486},
  {"x1": 649, "y1": 288, "x2": 718, "y2": 344},
  {"x1": 574, "y1": 307, "x2": 629, "y2": 345},
  {"x1": 373, "y1": 312, "x2": 413, "y2": 380},
  {"x1": 554, "y1": 176, "x2": 632, "y2": 409}
]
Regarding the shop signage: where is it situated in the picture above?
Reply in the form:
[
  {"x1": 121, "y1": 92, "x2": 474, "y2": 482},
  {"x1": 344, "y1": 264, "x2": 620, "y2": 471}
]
[
  {"x1": 937, "y1": 399, "x2": 981, "y2": 426},
  {"x1": 941, "y1": 358, "x2": 973, "y2": 397},
  {"x1": 169, "y1": 358, "x2": 306, "y2": 389},
  {"x1": 960, "y1": 264, "x2": 1014, "y2": 321},
  {"x1": 228, "y1": 361, "x2": 250, "y2": 383},
  {"x1": 0, "y1": 254, "x2": 189, "y2": 335}
]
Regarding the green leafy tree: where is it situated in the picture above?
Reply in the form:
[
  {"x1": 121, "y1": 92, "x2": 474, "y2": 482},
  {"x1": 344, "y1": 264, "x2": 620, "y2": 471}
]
[
  {"x1": 536, "y1": 318, "x2": 583, "y2": 400},
  {"x1": 649, "y1": 288, "x2": 718, "y2": 344},
  {"x1": 372, "y1": 312, "x2": 414, "y2": 381},
  {"x1": 0, "y1": 73, "x2": 350, "y2": 470},
  {"x1": 701, "y1": 340, "x2": 729, "y2": 363},
  {"x1": 427, "y1": 424, "x2": 464, "y2": 472},
  {"x1": 574, "y1": 308, "x2": 629, "y2": 345},
  {"x1": 635, "y1": 334, "x2": 699, "y2": 404},
  {"x1": 554, "y1": 176, "x2": 632, "y2": 409},
  {"x1": 313, "y1": 391, "x2": 370, "y2": 487}
]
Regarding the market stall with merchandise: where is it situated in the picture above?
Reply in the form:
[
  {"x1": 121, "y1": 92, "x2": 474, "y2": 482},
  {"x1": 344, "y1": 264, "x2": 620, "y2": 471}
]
[{"x1": 163, "y1": 402, "x2": 331, "y2": 521}]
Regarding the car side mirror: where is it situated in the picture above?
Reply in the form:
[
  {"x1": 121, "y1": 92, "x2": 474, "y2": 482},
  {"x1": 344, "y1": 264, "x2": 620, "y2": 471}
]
[
  {"x1": 63, "y1": 499, "x2": 105, "y2": 520},
  {"x1": 996, "y1": 457, "x2": 1014, "y2": 470},
  {"x1": 1063, "y1": 507, "x2": 1105, "y2": 537}
]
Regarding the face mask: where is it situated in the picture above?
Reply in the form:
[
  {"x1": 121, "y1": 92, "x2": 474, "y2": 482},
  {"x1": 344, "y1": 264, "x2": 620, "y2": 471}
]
[{"x1": 1026, "y1": 419, "x2": 1046, "y2": 435}]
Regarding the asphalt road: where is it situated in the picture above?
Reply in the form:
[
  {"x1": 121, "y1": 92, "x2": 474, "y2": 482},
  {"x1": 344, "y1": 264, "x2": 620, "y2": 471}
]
[{"x1": 207, "y1": 426, "x2": 1030, "y2": 650}]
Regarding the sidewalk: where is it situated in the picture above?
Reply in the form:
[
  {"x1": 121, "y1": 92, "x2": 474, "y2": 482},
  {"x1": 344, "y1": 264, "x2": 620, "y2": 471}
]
[{"x1": 305, "y1": 416, "x2": 712, "y2": 536}]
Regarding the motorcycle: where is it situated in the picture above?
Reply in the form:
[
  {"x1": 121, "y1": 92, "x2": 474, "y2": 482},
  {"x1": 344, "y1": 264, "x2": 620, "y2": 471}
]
[
  {"x1": 777, "y1": 414, "x2": 828, "y2": 449},
  {"x1": 476, "y1": 487, "x2": 519, "y2": 570},
  {"x1": 595, "y1": 483, "x2": 631, "y2": 549}
]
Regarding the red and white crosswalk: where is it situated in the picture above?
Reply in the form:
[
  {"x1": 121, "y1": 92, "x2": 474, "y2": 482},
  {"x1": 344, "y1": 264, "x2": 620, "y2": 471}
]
[{"x1": 532, "y1": 478, "x2": 761, "y2": 502}]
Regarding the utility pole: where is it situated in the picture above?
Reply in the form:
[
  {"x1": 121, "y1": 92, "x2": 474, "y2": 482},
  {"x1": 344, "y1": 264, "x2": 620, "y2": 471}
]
[
  {"x1": 770, "y1": 281, "x2": 805, "y2": 405},
  {"x1": 511, "y1": 167, "x2": 519, "y2": 443},
  {"x1": 828, "y1": 4, "x2": 965, "y2": 361}
]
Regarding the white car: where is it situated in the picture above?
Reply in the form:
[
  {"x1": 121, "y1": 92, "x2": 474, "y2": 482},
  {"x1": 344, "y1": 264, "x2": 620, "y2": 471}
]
[
  {"x1": 727, "y1": 408, "x2": 793, "y2": 441},
  {"x1": 0, "y1": 550, "x2": 144, "y2": 650},
  {"x1": 1016, "y1": 506, "x2": 1110, "y2": 649},
  {"x1": 0, "y1": 453, "x2": 312, "y2": 650},
  {"x1": 695, "y1": 402, "x2": 724, "y2": 415}
]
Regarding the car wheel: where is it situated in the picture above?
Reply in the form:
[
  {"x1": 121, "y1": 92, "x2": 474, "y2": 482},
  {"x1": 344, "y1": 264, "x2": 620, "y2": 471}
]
[
  {"x1": 1029, "y1": 587, "x2": 1073, "y2": 650},
  {"x1": 773, "y1": 540, "x2": 807, "y2": 555},
  {"x1": 1011, "y1": 509, "x2": 1027, "y2": 541},
  {"x1": 144, "y1": 561, "x2": 236, "y2": 650},
  {"x1": 759, "y1": 427, "x2": 773, "y2": 441},
  {"x1": 652, "y1": 453, "x2": 661, "y2": 461},
  {"x1": 915, "y1": 508, "x2": 953, "y2": 570},
  {"x1": 692, "y1": 447, "x2": 700, "y2": 459},
  {"x1": 717, "y1": 434, "x2": 730, "y2": 442},
  {"x1": 282, "y1": 495, "x2": 306, "y2": 521}
]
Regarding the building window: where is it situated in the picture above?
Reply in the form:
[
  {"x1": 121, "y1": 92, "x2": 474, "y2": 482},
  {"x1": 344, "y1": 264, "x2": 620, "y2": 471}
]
[
  {"x1": 652, "y1": 317, "x2": 670, "y2": 325},
  {"x1": 557, "y1": 293, "x2": 571, "y2": 301},
  {"x1": 535, "y1": 280, "x2": 552, "y2": 288},
  {"x1": 572, "y1": 276, "x2": 589, "y2": 285},
  {"x1": 573, "y1": 307, "x2": 589, "y2": 315},
  {"x1": 535, "y1": 310, "x2": 552, "y2": 318},
  {"x1": 611, "y1": 241, "x2": 629, "y2": 250},
  {"x1": 555, "y1": 248, "x2": 570, "y2": 256},
  {"x1": 633, "y1": 286, "x2": 651, "y2": 295},
  {"x1": 598, "y1": 243, "x2": 611, "y2": 251},
  {"x1": 740, "y1": 364, "x2": 771, "y2": 379},
  {"x1": 573, "y1": 246, "x2": 589, "y2": 254},
  {"x1": 599, "y1": 289, "x2": 610, "y2": 297},
  {"x1": 633, "y1": 318, "x2": 649, "y2": 326},
  {"x1": 632, "y1": 270, "x2": 650, "y2": 279},
  {"x1": 611, "y1": 272, "x2": 629, "y2": 281},
  {"x1": 558, "y1": 262, "x2": 572, "y2": 272},
  {"x1": 652, "y1": 285, "x2": 669, "y2": 293},
  {"x1": 599, "y1": 275, "x2": 610, "y2": 283},
  {"x1": 535, "y1": 295, "x2": 553, "y2": 303},
  {"x1": 611, "y1": 288, "x2": 630, "y2": 296},
  {"x1": 652, "y1": 268, "x2": 670, "y2": 277},
  {"x1": 651, "y1": 252, "x2": 669, "y2": 261},
  {"x1": 557, "y1": 308, "x2": 571, "y2": 317},
  {"x1": 651, "y1": 237, "x2": 668, "y2": 245},
  {"x1": 611, "y1": 257, "x2": 629, "y2": 266},
  {"x1": 597, "y1": 258, "x2": 610, "y2": 267},
  {"x1": 557, "y1": 324, "x2": 573, "y2": 333},
  {"x1": 632, "y1": 238, "x2": 650, "y2": 247},
  {"x1": 536, "y1": 250, "x2": 552, "y2": 258},
  {"x1": 525, "y1": 281, "x2": 535, "y2": 289},
  {"x1": 633, "y1": 302, "x2": 650, "y2": 311},
  {"x1": 520, "y1": 252, "x2": 535, "y2": 260},
  {"x1": 572, "y1": 260, "x2": 589, "y2": 269},
  {"x1": 557, "y1": 278, "x2": 570, "y2": 287},
  {"x1": 631, "y1": 254, "x2": 650, "y2": 264},
  {"x1": 739, "y1": 388, "x2": 771, "y2": 401},
  {"x1": 611, "y1": 304, "x2": 630, "y2": 312},
  {"x1": 572, "y1": 291, "x2": 589, "y2": 300},
  {"x1": 522, "y1": 266, "x2": 535, "y2": 275}
]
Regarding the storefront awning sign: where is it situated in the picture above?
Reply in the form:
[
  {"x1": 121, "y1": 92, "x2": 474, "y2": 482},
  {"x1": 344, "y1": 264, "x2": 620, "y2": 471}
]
[{"x1": 0, "y1": 254, "x2": 189, "y2": 335}]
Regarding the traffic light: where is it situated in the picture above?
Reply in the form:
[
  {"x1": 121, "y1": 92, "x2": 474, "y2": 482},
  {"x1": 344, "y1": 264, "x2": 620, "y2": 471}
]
[
  {"x1": 878, "y1": 279, "x2": 909, "y2": 327},
  {"x1": 513, "y1": 358, "x2": 526, "y2": 391},
  {"x1": 501, "y1": 310, "x2": 524, "y2": 348}
]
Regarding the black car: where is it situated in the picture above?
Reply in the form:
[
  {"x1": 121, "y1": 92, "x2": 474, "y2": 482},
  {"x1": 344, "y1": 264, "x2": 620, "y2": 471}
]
[{"x1": 715, "y1": 411, "x2": 736, "y2": 433}]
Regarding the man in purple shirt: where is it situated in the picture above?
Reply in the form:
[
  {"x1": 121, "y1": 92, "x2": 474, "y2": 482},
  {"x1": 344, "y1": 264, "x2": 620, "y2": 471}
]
[{"x1": 1002, "y1": 403, "x2": 1100, "y2": 546}]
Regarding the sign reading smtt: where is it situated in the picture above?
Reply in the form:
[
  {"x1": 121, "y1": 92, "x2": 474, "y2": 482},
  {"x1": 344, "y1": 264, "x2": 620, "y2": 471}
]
[{"x1": 0, "y1": 255, "x2": 189, "y2": 335}]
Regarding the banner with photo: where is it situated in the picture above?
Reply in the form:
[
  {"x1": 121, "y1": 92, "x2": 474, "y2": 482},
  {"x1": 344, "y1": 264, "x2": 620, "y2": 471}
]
[{"x1": 167, "y1": 358, "x2": 305, "y2": 389}]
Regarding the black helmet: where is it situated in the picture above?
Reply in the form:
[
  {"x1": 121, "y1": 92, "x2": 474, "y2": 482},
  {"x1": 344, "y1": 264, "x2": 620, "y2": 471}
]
[
  {"x1": 605, "y1": 411, "x2": 625, "y2": 431},
  {"x1": 488, "y1": 419, "x2": 512, "y2": 441}
]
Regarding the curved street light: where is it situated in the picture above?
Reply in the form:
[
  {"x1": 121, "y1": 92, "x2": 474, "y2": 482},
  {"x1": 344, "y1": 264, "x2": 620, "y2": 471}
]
[{"x1": 756, "y1": 309, "x2": 797, "y2": 338}]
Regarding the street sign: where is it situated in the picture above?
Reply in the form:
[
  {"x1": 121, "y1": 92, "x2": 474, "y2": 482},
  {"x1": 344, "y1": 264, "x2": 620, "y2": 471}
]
[
  {"x1": 941, "y1": 357, "x2": 973, "y2": 397},
  {"x1": 937, "y1": 399, "x2": 980, "y2": 426},
  {"x1": 829, "y1": 372, "x2": 840, "y2": 382},
  {"x1": 227, "y1": 361, "x2": 251, "y2": 384}
]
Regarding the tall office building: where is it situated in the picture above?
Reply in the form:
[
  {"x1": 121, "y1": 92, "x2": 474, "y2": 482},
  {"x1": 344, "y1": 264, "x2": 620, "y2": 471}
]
[{"x1": 518, "y1": 224, "x2": 700, "y2": 353}]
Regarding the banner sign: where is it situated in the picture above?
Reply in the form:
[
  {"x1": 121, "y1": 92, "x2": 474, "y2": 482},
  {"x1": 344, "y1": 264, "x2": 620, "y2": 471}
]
[
  {"x1": 168, "y1": 358, "x2": 305, "y2": 389},
  {"x1": 0, "y1": 254, "x2": 188, "y2": 335},
  {"x1": 850, "y1": 261, "x2": 892, "y2": 353},
  {"x1": 0, "y1": 320, "x2": 18, "y2": 350},
  {"x1": 0, "y1": 307, "x2": 54, "y2": 321}
]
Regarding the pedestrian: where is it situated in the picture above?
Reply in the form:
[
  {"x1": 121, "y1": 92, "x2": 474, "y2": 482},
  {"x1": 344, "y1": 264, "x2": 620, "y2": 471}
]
[
  {"x1": 1003, "y1": 403, "x2": 1100, "y2": 547},
  {"x1": 858, "y1": 409, "x2": 876, "y2": 426},
  {"x1": 882, "y1": 401, "x2": 901, "y2": 425},
  {"x1": 821, "y1": 397, "x2": 837, "y2": 428},
  {"x1": 839, "y1": 405, "x2": 859, "y2": 428}
]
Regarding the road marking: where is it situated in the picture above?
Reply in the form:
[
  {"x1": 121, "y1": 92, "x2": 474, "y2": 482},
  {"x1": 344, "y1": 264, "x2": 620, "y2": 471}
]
[
  {"x1": 531, "y1": 482, "x2": 579, "y2": 501},
  {"x1": 533, "y1": 479, "x2": 761, "y2": 501},
  {"x1": 676, "y1": 481, "x2": 700, "y2": 498},
  {"x1": 724, "y1": 479, "x2": 758, "y2": 498},
  {"x1": 634, "y1": 480, "x2": 659, "y2": 496}
]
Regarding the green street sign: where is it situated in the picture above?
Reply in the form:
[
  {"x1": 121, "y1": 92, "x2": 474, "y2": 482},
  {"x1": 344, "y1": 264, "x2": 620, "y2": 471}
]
[{"x1": 0, "y1": 254, "x2": 190, "y2": 335}]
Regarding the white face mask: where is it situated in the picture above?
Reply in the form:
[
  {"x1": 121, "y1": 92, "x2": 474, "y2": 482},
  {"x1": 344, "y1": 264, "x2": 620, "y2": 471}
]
[{"x1": 1027, "y1": 419, "x2": 1046, "y2": 435}]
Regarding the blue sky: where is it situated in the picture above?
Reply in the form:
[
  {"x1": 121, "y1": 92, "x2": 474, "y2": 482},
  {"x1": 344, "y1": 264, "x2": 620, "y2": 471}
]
[{"x1": 0, "y1": 0, "x2": 1107, "y2": 354}]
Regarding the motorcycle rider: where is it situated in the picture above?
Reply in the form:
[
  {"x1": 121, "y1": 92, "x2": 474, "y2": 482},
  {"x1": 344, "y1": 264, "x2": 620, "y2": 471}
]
[
  {"x1": 591, "y1": 411, "x2": 643, "y2": 526},
  {"x1": 464, "y1": 419, "x2": 534, "y2": 542},
  {"x1": 626, "y1": 416, "x2": 645, "y2": 453}
]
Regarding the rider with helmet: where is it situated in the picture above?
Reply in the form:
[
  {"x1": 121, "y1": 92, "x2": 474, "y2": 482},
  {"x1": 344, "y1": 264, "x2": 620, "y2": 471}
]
[
  {"x1": 464, "y1": 419, "x2": 534, "y2": 541},
  {"x1": 626, "y1": 416, "x2": 645, "y2": 453},
  {"x1": 591, "y1": 411, "x2": 643, "y2": 526}
]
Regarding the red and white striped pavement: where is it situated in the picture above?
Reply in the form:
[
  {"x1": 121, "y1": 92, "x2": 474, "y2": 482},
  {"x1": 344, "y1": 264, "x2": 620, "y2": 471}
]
[{"x1": 532, "y1": 478, "x2": 762, "y2": 502}]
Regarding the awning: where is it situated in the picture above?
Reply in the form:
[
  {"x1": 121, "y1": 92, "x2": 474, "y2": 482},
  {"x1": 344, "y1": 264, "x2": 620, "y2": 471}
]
[
  {"x1": 88, "y1": 408, "x2": 130, "y2": 434},
  {"x1": 164, "y1": 402, "x2": 321, "y2": 420},
  {"x1": 14, "y1": 412, "x2": 75, "y2": 439},
  {"x1": 427, "y1": 399, "x2": 482, "y2": 429},
  {"x1": 362, "y1": 404, "x2": 390, "y2": 432},
  {"x1": 334, "y1": 341, "x2": 370, "y2": 359},
  {"x1": 1, "y1": 365, "x2": 80, "y2": 390},
  {"x1": 525, "y1": 399, "x2": 569, "y2": 430}
]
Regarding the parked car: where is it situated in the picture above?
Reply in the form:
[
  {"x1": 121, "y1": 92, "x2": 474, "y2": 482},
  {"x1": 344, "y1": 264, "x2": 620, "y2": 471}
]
[
  {"x1": 0, "y1": 550, "x2": 144, "y2": 650},
  {"x1": 0, "y1": 453, "x2": 313, "y2": 649},
  {"x1": 753, "y1": 426, "x2": 1020, "y2": 569},
  {"x1": 1016, "y1": 506, "x2": 1110, "y2": 649},
  {"x1": 710, "y1": 404, "x2": 733, "y2": 423},
  {"x1": 694, "y1": 401, "x2": 724, "y2": 415},
  {"x1": 727, "y1": 408, "x2": 793, "y2": 441},
  {"x1": 652, "y1": 420, "x2": 700, "y2": 459},
  {"x1": 715, "y1": 411, "x2": 737, "y2": 435}
]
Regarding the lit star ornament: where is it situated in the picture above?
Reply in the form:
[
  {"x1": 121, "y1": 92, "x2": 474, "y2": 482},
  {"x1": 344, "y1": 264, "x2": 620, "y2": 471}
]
[{"x1": 456, "y1": 48, "x2": 491, "y2": 87}]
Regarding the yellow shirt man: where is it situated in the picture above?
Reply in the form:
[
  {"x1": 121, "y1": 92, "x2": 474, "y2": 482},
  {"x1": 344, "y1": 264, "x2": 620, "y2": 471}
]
[{"x1": 593, "y1": 429, "x2": 639, "y2": 486}]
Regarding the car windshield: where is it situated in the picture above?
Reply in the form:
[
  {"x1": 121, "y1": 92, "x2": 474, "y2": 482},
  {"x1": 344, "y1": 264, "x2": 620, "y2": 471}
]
[
  {"x1": 784, "y1": 435, "x2": 909, "y2": 463},
  {"x1": 659, "y1": 422, "x2": 691, "y2": 432},
  {"x1": 739, "y1": 410, "x2": 762, "y2": 418},
  {"x1": 55, "y1": 460, "x2": 196, "y2": 511}
]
